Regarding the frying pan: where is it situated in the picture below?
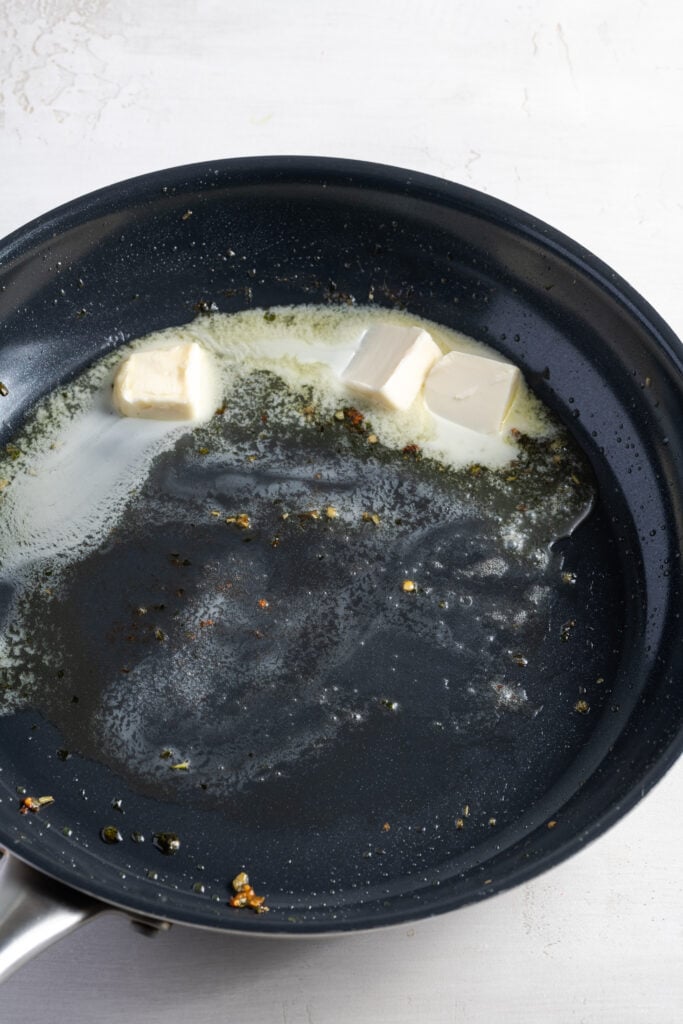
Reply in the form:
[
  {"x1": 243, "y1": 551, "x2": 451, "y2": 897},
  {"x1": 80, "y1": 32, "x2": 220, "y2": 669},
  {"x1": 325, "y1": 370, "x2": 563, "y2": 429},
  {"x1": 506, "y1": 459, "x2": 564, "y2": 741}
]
[{"x1": 0, "y1": 157, "x2": 681, "y2": 979}]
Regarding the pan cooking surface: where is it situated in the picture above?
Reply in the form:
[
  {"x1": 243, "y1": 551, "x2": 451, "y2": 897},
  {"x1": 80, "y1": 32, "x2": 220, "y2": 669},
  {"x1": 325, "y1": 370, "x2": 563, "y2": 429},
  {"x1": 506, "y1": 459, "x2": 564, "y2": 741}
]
[
  {"x1": 0, "y1": 158, "x2": 681, "y2": 931},
  {"x1": 0, "y1": 335, "x2": 619, "y2": 921}
]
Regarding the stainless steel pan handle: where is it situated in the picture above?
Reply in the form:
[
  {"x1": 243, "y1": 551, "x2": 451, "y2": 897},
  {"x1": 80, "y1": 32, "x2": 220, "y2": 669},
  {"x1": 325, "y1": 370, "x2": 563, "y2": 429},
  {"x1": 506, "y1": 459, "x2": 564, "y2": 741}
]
[
  {"x1": 0, "y1": 850, "x2": 106, "y2": 982},
  {"x1": 0, "y1": 851, "x2": 172, "y2": 982}
]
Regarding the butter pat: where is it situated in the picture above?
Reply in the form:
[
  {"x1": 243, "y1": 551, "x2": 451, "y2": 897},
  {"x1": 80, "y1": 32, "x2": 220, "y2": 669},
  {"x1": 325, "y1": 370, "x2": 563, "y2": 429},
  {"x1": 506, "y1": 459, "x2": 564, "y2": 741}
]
[
  {"x1": 341, "y1": 324, "x2": 442, "y2": 410},
  {"x1": 424, "y1": 350, "x2": 520, "y2": 434},
  {"x1": 113, "y1": 342, "x2": 212, "y2": 421}
]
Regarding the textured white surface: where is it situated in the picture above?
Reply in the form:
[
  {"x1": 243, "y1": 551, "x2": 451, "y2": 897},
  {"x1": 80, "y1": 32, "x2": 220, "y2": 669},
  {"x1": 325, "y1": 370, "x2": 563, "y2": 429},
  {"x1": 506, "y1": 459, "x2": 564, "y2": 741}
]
[{"x1": 1, "y1": 1, "x2": 682, "y2": 1020}]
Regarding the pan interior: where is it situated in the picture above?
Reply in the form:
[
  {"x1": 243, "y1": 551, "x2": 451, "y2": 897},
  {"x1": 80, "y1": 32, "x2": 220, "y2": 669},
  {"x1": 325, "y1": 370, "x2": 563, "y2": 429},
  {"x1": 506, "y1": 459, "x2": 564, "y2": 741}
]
[{"x1": 0, "y1": 304, "x2": 620, "y2": 926}]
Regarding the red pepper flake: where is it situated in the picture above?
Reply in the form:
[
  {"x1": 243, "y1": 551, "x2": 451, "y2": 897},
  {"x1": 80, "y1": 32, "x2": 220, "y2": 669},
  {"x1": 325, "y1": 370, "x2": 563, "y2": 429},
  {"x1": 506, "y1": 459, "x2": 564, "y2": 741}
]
[
  {"x1": 402, "y1": 443, "x2": 421, "y2": 457},
  {"x1": 257, "y1": 599, "x2": 269, "y2": 609},
  {"x1": 344, "y1": 407, "x2": 364, "y2": 428},
  {"x1": 199, "y1": 619, "x2": 214, "y2": 628}
]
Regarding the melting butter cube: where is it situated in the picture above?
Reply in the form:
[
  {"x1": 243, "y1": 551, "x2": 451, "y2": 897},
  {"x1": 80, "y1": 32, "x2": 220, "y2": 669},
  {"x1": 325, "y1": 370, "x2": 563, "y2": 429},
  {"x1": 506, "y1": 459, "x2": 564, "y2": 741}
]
[
  {"x1": 113, "y1": 342, "x2": 211, "y2": 421},
  {"x1": 424, "y1": 350, "x2": 520, "y2": 434},
  {"x1": 341, "y1": 324, "x2": 442, "y2": 410}
]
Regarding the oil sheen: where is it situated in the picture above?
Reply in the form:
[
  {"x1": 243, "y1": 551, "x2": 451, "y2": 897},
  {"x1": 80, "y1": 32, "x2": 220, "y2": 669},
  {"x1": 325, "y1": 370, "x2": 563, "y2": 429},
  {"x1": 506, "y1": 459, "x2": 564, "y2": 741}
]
[{"x1": 0, "y1": 305, "x2": 596, "y2": 809}]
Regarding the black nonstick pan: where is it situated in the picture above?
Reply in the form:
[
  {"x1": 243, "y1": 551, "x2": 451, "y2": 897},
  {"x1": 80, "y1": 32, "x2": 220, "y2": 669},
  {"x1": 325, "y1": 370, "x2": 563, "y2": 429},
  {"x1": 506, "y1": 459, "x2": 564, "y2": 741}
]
[{"x1": 0, "y1": 157, "x2": 681, "y2": 977}]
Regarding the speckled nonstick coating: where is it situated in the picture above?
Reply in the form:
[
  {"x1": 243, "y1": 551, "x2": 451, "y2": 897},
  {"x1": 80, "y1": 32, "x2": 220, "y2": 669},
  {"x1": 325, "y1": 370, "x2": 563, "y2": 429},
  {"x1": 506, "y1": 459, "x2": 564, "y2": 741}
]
[{"x1": 0, "y1": 157, "x2": 681, "y2": 933}]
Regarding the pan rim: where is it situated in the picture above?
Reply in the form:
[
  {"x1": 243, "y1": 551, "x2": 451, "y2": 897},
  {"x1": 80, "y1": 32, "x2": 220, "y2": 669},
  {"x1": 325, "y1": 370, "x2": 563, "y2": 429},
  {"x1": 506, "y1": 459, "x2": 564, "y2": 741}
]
[{"x1": 1, "y1": 154, "x2": 682, "y2": 377}]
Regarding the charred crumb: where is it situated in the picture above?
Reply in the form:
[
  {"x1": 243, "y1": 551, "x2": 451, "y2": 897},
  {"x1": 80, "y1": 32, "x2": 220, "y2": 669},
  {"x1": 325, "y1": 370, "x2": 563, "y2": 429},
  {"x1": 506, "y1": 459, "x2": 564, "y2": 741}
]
[
  {"x1": 170, "y1": 554, "x2": 192, "y2": 567},
  {"x1": 153, "y1": 832, "x2": 181, "y2": 855},
  {"x1": 193, "y1": 299, "x2": 218, "y2": 315},
  {"x1": 560, "y1": 619, "x2": 576, "y2": 642}
]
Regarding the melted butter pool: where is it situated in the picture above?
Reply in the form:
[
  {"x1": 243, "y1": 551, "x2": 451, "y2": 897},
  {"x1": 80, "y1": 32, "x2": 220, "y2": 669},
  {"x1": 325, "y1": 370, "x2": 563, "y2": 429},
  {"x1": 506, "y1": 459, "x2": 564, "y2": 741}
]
[{"x1": 0, "y1": 305, "x2": 601, "y2": 815}]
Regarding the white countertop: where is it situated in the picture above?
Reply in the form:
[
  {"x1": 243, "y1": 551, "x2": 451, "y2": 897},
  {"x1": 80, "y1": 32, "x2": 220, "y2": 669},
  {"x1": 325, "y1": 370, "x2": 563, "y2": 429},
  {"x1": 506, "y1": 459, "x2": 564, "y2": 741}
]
[{"x1": 1, "y1": 1, "x2": 682, "y2": 1020}]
